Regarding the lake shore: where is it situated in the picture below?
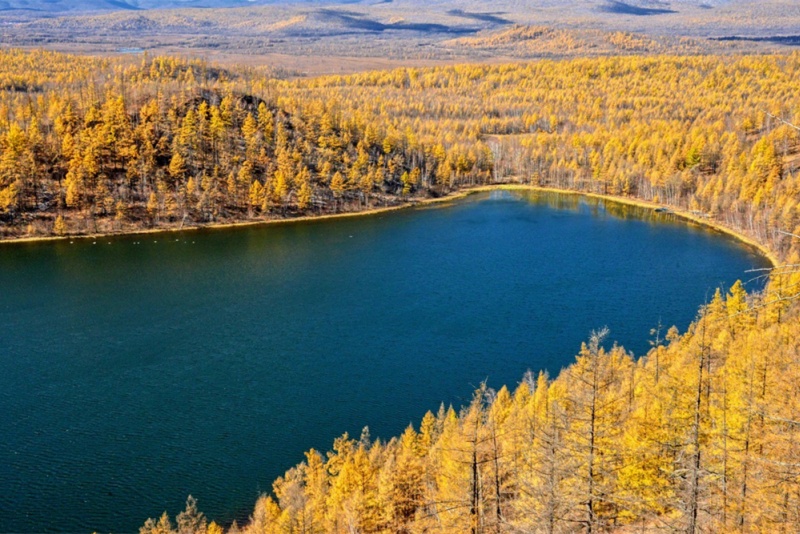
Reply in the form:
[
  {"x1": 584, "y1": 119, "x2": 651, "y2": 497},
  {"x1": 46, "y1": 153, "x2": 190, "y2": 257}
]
[
  {"x1": 0, "y1": 183, "x2": 780, "y2": 268},
  {"x1": 465, "y1": 184, "x2": 781, "y2": 269}
]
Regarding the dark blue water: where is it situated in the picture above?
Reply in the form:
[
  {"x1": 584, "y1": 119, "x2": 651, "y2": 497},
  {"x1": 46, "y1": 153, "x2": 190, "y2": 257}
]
[{"x1": 0, "y1": 191, "x2": 769, "y2": 533}]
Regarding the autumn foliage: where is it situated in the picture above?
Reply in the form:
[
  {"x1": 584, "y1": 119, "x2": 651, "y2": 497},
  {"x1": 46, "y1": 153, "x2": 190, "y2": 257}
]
[
  {"x1": 2, "y1": 51, "x2": 799, "y2": 262},
  {"x1": 2, "y1": 49, "x2": 800, "y2": 533}
]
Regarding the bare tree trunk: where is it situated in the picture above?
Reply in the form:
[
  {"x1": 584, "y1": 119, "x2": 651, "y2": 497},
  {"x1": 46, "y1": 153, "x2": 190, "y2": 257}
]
[
  {"x1": 491, "y1": 427, "x2": 502, "y2": 533},
  {"x1": 471, "y1": 417, "x2": 480, "y2": 534},
  {"x1": 687, "y1": 313, "x2": 708, "y2": 534}
]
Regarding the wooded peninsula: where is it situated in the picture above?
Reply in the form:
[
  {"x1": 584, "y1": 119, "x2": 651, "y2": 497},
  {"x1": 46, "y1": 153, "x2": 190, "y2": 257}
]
[{"x1": 1, "y1": 48, "x2": 799, "y2": 532}]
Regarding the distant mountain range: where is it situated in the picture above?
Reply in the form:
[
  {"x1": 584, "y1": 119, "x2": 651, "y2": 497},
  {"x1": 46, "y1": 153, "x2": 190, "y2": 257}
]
[
  {"x1": 0, "y1": 0, "x2": 368, "y2": 13},
  {"x1": 0, "y1": 0, "x2": 729, "y2": 15},
  {"x1": 1, "y1": 0, "x2": 796, "y2": 79}
]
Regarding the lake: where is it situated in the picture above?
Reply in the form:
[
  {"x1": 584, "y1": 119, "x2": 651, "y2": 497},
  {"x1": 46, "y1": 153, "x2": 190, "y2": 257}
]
[{"x1": 0, "y1": 190, "x2": 770, "y2": 533}]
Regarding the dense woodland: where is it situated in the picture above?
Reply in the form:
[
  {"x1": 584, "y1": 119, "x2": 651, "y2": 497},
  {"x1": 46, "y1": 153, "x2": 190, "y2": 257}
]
[
  {"x1": 2, "y1": 49, "x2": 800, "y2": 532},
  {"x1": 0, "y1": 50, "x2": 451, "y2": 238}
]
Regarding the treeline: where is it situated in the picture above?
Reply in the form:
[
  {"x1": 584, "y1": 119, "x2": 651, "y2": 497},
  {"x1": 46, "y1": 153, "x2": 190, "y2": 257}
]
[
  {"x1": 1, "y1": 51, "x2": 799, "y2": 264},
  {"x1": 142, "y1": 274, "x2": 800, "y2": 533}
]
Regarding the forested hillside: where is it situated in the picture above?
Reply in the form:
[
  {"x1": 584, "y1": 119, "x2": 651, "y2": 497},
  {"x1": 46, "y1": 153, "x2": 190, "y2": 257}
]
[{"x1": 0, "y1": 50, "x2": 463, "y2": 238}]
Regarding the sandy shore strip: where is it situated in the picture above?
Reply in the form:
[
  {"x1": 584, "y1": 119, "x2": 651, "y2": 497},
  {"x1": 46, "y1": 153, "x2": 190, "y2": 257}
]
[{"x1": 0, "y1": 184, "x2": 780, "y2": 269}]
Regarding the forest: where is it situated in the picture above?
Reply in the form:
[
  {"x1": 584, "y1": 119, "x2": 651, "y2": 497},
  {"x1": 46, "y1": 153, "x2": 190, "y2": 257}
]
[
  {"x1": 1, "y1": 50, "x2": 799, "y2": 261},
  {"x1": 1, "y1": 48, "x2": 800, "y2": 532}
]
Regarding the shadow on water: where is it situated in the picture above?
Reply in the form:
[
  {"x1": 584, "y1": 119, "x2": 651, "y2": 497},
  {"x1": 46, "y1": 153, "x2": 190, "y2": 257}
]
[{"x1": 502, "y1": 189, "x2": 757, "y2": 246}]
